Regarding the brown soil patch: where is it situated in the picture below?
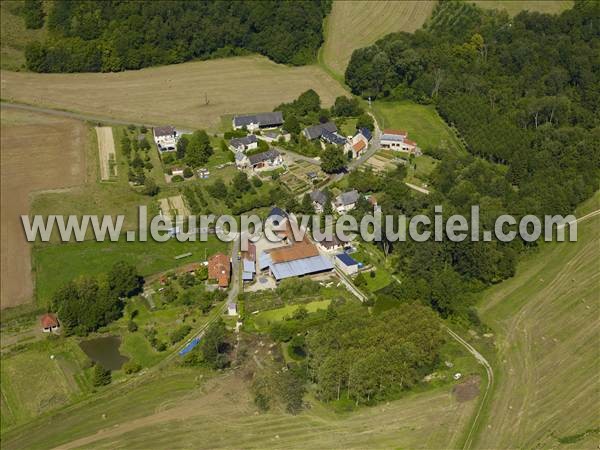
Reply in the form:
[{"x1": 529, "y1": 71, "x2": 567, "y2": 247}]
[
  {"x1": 0, "y1": 108, "x2": 86, "y2": 308},
  {"x1": 453, "y1": 375, "x2": 481, "y2": 402}
]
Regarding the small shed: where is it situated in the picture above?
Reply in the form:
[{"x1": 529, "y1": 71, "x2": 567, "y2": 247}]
[
  {"x1": 40, "y1": 313, "x2": 60, "y2": 333},
  {"x1": 227, "y1": 302, "x2": 238, "y2": 316},
  {"x1": 335, "y1": 253, "x2": 359, "y2": 275}
]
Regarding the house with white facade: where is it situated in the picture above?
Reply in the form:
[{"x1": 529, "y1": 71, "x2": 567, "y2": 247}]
[
  {"x1": 153, "y1": 126, "x2": 178, "y2": 152},
  {"x1": 229, "y1": 134, "x2": 258, "y2": 152},
  {"x1": 380, "y1": 129, "x2": 421, "y2": 155},
  {"x1": 310, "y1": 190, "x2": 328, "y2": 213},
  {"x1": 236, "y1": 149, "x2": 283, "y2": 172},
  {"x1": 333, "y1": 190, "x2": 359, "y2": 213},
  {"x1": 345, "y1": 128, "x2": 372, "y2": 158}
]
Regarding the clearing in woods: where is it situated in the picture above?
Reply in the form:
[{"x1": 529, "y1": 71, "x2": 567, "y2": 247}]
[
  {"x1": 0, "y1": 107, "x2": 86, "y2": 309},
  {"x1": 0, "y1": 56, "x2": 346, "y2": 130},
  {"x1": 320, "y1": 1, "x2": 436, "y2": 77},
  {"x1": 95, "y1": 127, "x2": 116, "y2": 181},
  {"x1": 475, "y1": 194, "x2": 600, "y2": 449}
]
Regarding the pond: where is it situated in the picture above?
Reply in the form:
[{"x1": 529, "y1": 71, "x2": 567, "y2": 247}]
[{"x1": 79, "y1": 335, "x2": 129, "y2": 370}]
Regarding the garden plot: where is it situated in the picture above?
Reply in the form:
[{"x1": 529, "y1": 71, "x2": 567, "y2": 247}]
[{"x1": 95, "y1": 127, "x2": 117, "y2": 181}]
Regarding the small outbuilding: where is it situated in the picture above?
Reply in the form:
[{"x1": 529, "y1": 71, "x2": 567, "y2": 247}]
[
  {"x1": 40, "y1": 313, "x2": 60, "y2": 333},
  {"x1": 335, "y1": 253, "x2": 359, "y2": 275}
]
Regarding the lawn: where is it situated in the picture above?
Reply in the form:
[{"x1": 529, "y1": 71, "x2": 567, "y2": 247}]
[
  {"x1": 372, "y1": 100, "x2": 465, "y2": 154},
  {"x1": 363, "y1": 269, "x2": 393, "y2": 293},
  {"x1": 320, "y1": 1, "x2": 436, "y2": 77},
  {"x1": 32, "y1": 236, "x2": 229, "y2": 307},
  {"x1": 252, "y1": 300, "x2": 331, "y2": 330},
  {"x1": 473, "y1": 193, "x2": 599, "y2": 449},
  {"x1": 1, "y1": 55, "x2": 346, "y2": 131}
]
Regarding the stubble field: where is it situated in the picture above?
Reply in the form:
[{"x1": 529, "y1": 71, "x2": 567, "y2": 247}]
[
  {"x1": 0, "y1": 108, "x2": 86, "y2": 309},
  {"x1": 0, "y1": 56, "x2": 346, "y2": 130}
]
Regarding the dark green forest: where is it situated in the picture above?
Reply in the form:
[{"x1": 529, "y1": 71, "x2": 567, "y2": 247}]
[
  {"x1": 25, "y1": 0, "x2": 331, "y2": 72},
  {"x1": 344, "y1": 1, "x2": 599, "y2": 318}
]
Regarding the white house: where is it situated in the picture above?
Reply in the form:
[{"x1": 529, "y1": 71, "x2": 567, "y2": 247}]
[
  {"x1": 153, "y1": 126, "x2": 178, "y2": 152},
  {"x1": 40, "y1": 313, "x2": 60, "y2": 333},
  {"x1": 380, "y1": 129, "x2": 420, "y2": 155},
  {"x1": 236, "y1": 149, "x2": 283, "y2": 171},
  {"x1": 333, "y1": 190, "x2": 359, "y2": 213},
  {"x1": 227, "y1": 302, "x2": 238, "y2": 316},
  {"x1": 232, "y1": 112, "x2": 284, "y2": 131},
  {"x1": 229, "y1": 134, "x2": 258, "y2": 152},
  {"x1": 345, "y1": 129, "x2": 370, "y2": 158},
  {"x1": 335, "y1": 253, "x2": 359, "y2": 275}
]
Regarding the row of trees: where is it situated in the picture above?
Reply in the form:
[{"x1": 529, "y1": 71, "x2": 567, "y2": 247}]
[{"x1": 25, "y1": 0, "x2": 331, "y2": 72}]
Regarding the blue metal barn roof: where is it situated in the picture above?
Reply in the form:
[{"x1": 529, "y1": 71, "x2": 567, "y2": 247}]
[
  {"x1": 336, "y1": 253, "x2": 359, "y2": 267},
  {"x1": 270, "y1": 255, "x2": 333, "y2": 280}
]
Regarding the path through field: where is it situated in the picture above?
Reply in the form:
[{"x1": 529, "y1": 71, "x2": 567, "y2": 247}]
[
  {"x1": 95, "y1": 127, "x2": 115, "y2": 181},
  {"x1": 475, "y1": 208, "x2": 600, "y2": 448},
  {"x1": 0, "y1": 107, "x2": 86, "y2": 308}
]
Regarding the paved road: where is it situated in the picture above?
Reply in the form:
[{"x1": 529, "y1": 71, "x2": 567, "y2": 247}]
[{"x1": 444, "y1": 327, "x2": 494, "y2": 450}]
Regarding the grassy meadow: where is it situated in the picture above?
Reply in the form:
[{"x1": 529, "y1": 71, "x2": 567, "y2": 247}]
[
  {"x1": 320, "y1": 1, "x2": 436, "y2": 78},
  {"x1": 372, "y1": 100, "x2": 465, "y2": 155},
  {"x1": 474, "y1": 193, "x2": 600, "y2": 449}
]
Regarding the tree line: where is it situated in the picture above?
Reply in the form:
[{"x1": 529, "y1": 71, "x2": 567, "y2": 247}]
[{"x1": 24, "y1": 0, "x2": 332, "y2": 72}]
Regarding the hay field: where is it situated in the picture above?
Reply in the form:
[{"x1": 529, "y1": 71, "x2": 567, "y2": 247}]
[
  {"x1": 1, "y1": 366, "x2": 476, "y2": 450},
  {"x1": 475, "y1": 195, "x2": 600, "y2": 448},
  {"x1": 0, "y1": 108, "x2": 86, "y2": 309},
  {"x1": 321, "y1": 1, "x2": 436, "y2": 77},
  {"x1": 95, "y1": 127, "x2": 116, "y2": 181},
  {"x1": 0, "y1": 56, "x2": 346, "y2": 130},
  {"x1": 472, "y1": 1, "x2": 573, "y2": 16}
]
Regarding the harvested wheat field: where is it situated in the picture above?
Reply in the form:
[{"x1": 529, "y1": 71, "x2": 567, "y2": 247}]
[
  {"x1": 95, "y1": 127, "x2": 116, "y2": 181},
  {"x1": 0, "y1": 56, "x2": 346, "y2": 130},
  {"x1": 0, "y1": 107, "x2": 86, "y2": 308},
  {"x1": 321, "y1": 1, "x2": 436, "y2": 76}
]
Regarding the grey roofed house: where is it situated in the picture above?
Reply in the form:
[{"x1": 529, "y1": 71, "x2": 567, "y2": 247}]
[
  {"x1": 248, "y1": 149, "x2": 280, "y2": 166},
  {"x1": 336, "y1": 189, "x2": 359, "y2": 206},
  {"x1": 153, "y1": 125, "x2": 176, "y2": 137},
  {"x1": 310, "y1": 190, "x2": 327, "y2": 206},
  {"x1": 359, "y1": 127, "x2": 372, "y2": 141},
  {"x1": 229, "y1": 134, "x2": 257, "y2": 149},
  {"x1": 303, "y1": 122, "x2": 338, "y2": 140},
  {"x1": 233, "y1": 112, "x2": 284, "y2": 129}
]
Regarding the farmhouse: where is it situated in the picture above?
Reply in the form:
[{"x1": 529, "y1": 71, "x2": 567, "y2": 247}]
[
  {"x1": 380, "y1": 129, "x2": 420, "y2": 154},
  {"x1": 334, "y1": 190, "x2": 359, "y2": 213},
  {"x1": 40, "y1": 313, "x2": 60, "y2": 333},
  {"x1": 310, "y1": 190, "x2": 328, "y2": 213},
  {"x1": 248, "y1": 149, "x2": 283, "y2": 171},
  {"x1": 335, "y1": 253, "x2": 360, "y2": 275},
  {"x1": 232, "y1": 112, "x2": 284, "y2": 131},
  {"x1": 303, "y1": 122, "x2": 338, "y2": 140},
  {"x1": 315, "y1": 234, "x2": 350, "y2": 253},
  {"x1": 346, "y1": 128, "x2": 371, "y2": 158},
  {"x1": 258, "y1": 239, "x2": 333, "y2": 281},
  {"x1": 229, "y1": 134, "x2": 258, "y2": 152},
  {"x1": 208, "y1": 253, "x2": 231, "y2": 288},
  {"x1": 153, "y1": 126, "x2": 178, "y2": 152},
  {"x1": 258, "y1": 130, "x2": 290, "y2": 143}
]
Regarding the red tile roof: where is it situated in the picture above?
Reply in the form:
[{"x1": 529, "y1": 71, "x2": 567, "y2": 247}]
[
  {"x1": 352, "y1": 140, "x2": 366, "y2": 152},
  {"x1": 208, "y1": 253, "x2": 230, "y2": 288},
  {"x1": 404, "y1": 139, "x2": 417, "y2": 146},
  {"x1": 269, "y1": 241, "x2": 319, "y2": 264},
  {"x1": 40, "y1": 313, "x2": 58, "y2": 328}
]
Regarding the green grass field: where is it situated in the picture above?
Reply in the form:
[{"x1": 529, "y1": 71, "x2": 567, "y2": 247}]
[
  {"x1": 252, "y1": 300, "x2": 331, "y2": 330},
  {"x1": 372, "y1": 100, "x2": 465, "y2": 155},
  {"x1": 33, "y1": 236, "x2": 228, "y2": 307},
  {"x1": 320, "y1": 1, "x2": 436, "y2": 78},
  {"x1": 472, "y1": 0, "x2": 573, "y2": 16},
  {"x1": 474, "y1": 193, "x2": 599, "y2": 449}
]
